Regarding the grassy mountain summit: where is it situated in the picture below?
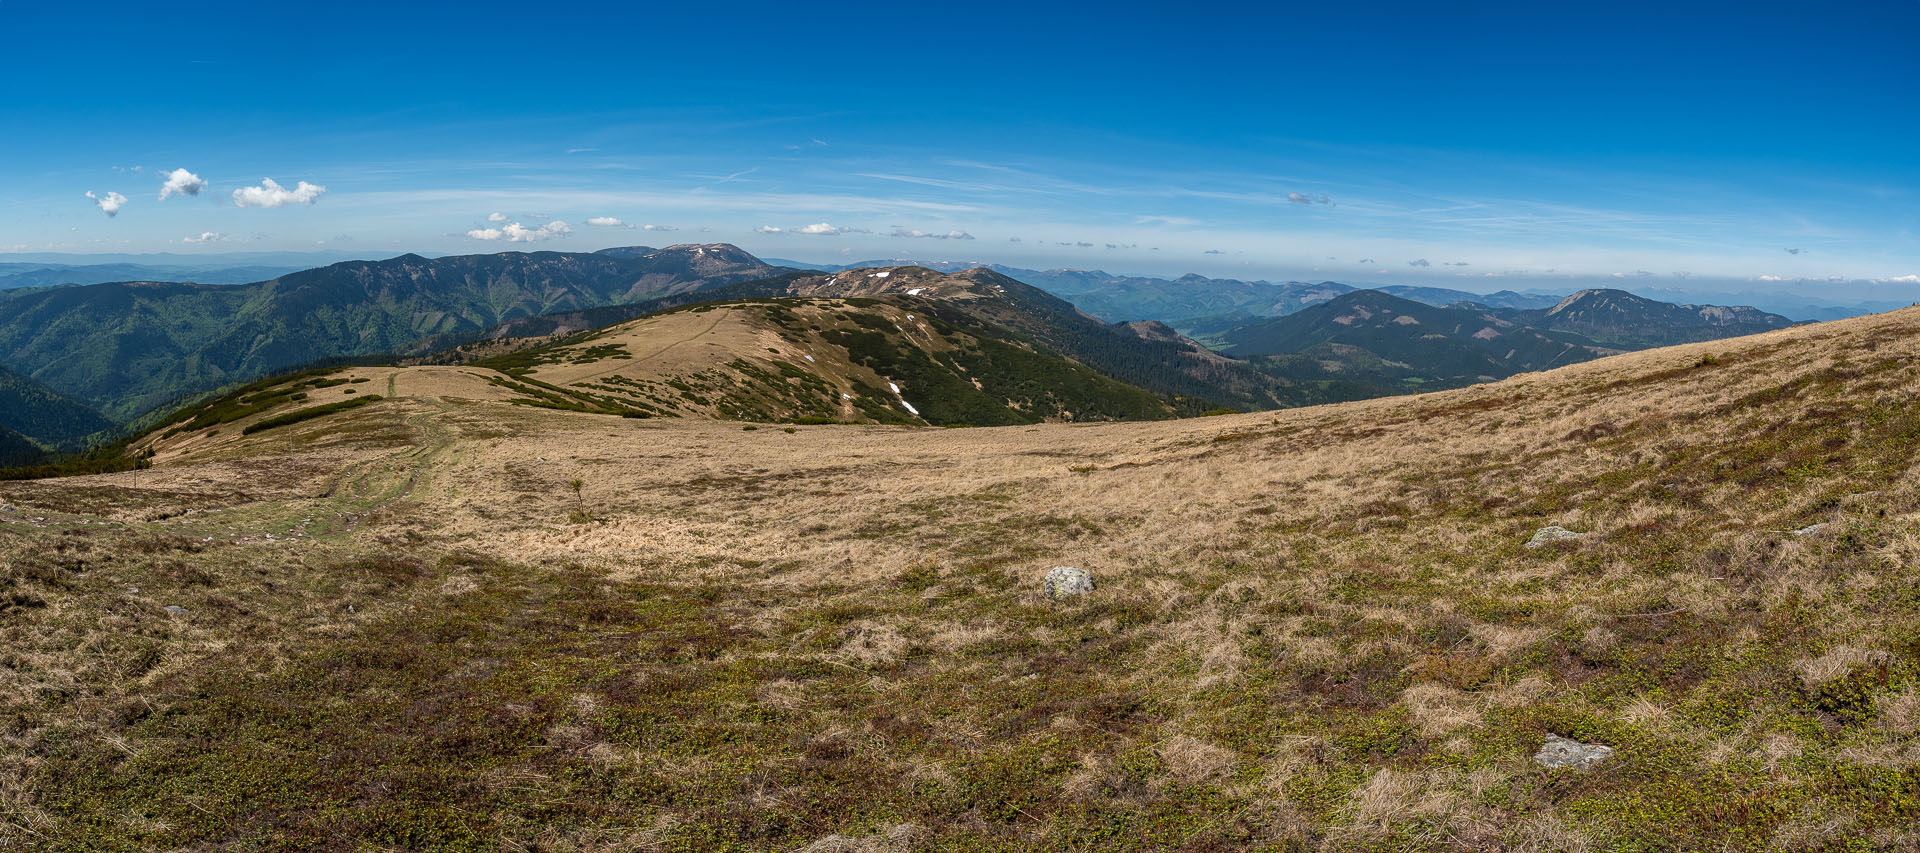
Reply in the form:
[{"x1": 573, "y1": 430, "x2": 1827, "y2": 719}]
[
  {"x1": 6, "y1": 304, "x2": 1920, "y2": 848},
  {"x1": 0, "y1": 245, "x2": 784, "y2": 423}
]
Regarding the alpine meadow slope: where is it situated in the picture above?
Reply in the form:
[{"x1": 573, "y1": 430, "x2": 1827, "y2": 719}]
[{"x1": 7, "y1": 305, "x2": 1920, "y2": 848}]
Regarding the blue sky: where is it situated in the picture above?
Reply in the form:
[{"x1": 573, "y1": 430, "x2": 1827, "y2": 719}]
[{"x1": 4, "y1": 0, "x2": 1917, "y2": 292}]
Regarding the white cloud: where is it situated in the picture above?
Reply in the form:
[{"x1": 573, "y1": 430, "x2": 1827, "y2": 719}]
[
  {"x1": 487, "y1": 212, "x2": 508, "y2": 222},
  {"x1": 86, "y1": 190, "x2": 128, "y2": 217},
  {"x1": 890, "y1": 227, "x2": 974, "y2": 240},
  {"x1": 1287, "y1": 192, "x2": 1333, "y2": 205},
  {"x1": 755, "y1": 225, "x2": 783, "y2": 233},
  {"x1": 586, "y1": 216, "x2": 627, "y2": 227},
  {"x1": 642, "y1": 224, "x2": 678, "y2": 231},
  {"x1": 182, "y1": 231, "x2": 227, "y2": 243},
  {"x1": 1753, "y1": 275, "x2": 1791, "y2": 282},
  {"x1": 500, "y1": 220, "x2": 571, "y2": 242},
  {"x1": 796, "y1": 222, "x2": 843, "y2": 235},
  {"x1": 1408, "y1": 258, "x2": 1430, "y2": 267},
  {"x1": 232, "y1": 177, "x2": 326, "y2": 208},
  {"x1": 467, "y1": 227, "x2": 504, "y2": 240},
  {"x1": 157, "y1": 168, "x2": 208, "y2": 201},
  {"x1": 1880, "y1": 274, "x2": 1920, "y2": 284}
]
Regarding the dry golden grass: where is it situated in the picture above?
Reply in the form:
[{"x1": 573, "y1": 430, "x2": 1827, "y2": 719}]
[{"x1": 8, "y1": 307, "x2": 1920, "y2": 849}]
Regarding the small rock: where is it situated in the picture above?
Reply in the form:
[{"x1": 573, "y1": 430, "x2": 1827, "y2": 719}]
[
  {"x1": 1044, "y1": 566, "x2": 1094, "y2": 600},
  {"x1": 126, "y1": 587, "x2": 140, "y2": 595},
  {"x1": 1534, "y1": 734, "x2": 1613, "y2": 770},
  {"x1": 1792, "y1": 523, "x2": 1828, "y2": 537},
  {"x1": 1525, "y1": 526, "x2": 1586, "y2": 549},
  {"x1": 163, "y1": 605, "x2": 189, "y2": 616}
]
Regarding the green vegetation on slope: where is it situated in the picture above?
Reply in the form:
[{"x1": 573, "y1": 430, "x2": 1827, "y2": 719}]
[
  {"x1": 0, "y1": 246, "x2": 782, "y2": 423},
  {"x1": 0, "y1": 365, "x2": 116, "y2": 450}
]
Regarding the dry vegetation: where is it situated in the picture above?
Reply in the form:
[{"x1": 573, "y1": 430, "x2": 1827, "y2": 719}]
[{"x1": 7, "y1": 307, "x2": 1920, "y2": 850}]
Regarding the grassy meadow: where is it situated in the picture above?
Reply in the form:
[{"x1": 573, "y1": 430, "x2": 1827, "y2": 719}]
[{"x1": 5, "y1": 308, "x2": 1920, "y2": 850}]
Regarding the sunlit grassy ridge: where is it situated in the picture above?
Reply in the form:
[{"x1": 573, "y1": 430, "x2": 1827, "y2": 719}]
[{"x1": 5, "y1": 308, "x2": 1920, "y2": 850}]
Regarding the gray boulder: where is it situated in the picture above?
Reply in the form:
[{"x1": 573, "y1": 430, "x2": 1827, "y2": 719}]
[
  {"x1": 1792, "y1": 523, "x2": 1828, "y2": 537},
  {"x1": 1525, "y1": 526, "x2": 1586, "y2": 549},
  {"x1": 163, "y1": 605, "x2": 189, "y2": 616},
  {"x1": 1044, "y1": 566, "x2": 1094, "y2": 600},
  {"x1": 1534, "y1": 734, "x2": 1613, "y2": 770}
]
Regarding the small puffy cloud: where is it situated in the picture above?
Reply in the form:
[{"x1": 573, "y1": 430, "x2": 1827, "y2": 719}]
[
  {"x1": 1105, "y1": 243, "x2": 1137, "y2": 249},
  {"x1": 86, "y1": 190, "x2": 128, "y2": 217},
  {"x1": 889, "y1": 227, "x2": 974, "y2": 240},
  {"x1": 502, "y1": 220, "x2": 571, "y2": 242},
  {"x1": 1673, "y1": 271, "x2": 1692, "y2": 278},
  {"x1": 1444, "y1": 261, "x2": 1470, "y2": 266},
  {"x1": 1357, "y1": 258, "x2": 1374, "y2": 264},
  {"x1": 1753, "y1": 275, "x2": 1791, "y2": 282},
  {"x1": 642, "y1": 224, "x2": 678, "y2": 231},
  {"x1": 586, "y1": 216, "x2": 627, "y2": 227},
  {"x1": 1880, "y1": 274, "x2": 1920, "y2": 284},
  {"x1": 1610, "y1": 270, "x2": 1653, "y2": 278},
  {"x1": 754, "y1": 225, "x2": 783, "y2": 233},
  {"x1": 232, "y1": 177, "x2": 326, "y2": 208},
  {"x1": 487, "y1": 212, "x2": 508, "y2": 222},
  {"x1": 1204, "y1": 249, "x2": 1226, "y2": 255},
  {"x1": 157, "y1": 168, "x2": 208, "y2": 201},
  {"x1": 468, "y1": 220, "x2": 573, "y2": 242},
  {"x1": 1408, "y1": 258, "x2": 1430, "y2": 267},
  {"x1": 1008, "y1": 236, "x2": 1022, "y2": 243},
  {"x1": 182, "y1": 231, "x2": 227, "y2": 243},
  {"x1": 1785, "y1": 247, "x2": 1804, "y2": 255},
  {"x1": 1075, "y1": 241, "x2": 1093, "y2": 247},
  {"x1": 1288, "y1": 192, "x2": 1332, "y2": 205}
]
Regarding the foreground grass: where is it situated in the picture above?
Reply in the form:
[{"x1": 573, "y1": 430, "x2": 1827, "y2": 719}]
[{"x1": 8, "y1": 311, "x2": 1920, "y2": 849}]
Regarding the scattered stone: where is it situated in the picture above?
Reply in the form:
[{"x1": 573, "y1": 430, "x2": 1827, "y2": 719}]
[
  {"x1": 1525, "y1": 526, "x2": 1587, "y2": 549},
  {"x1": 163, "y1": 605, "x2": 189, "y2": 616},
  {"x1": 1792, "y1": 523, "x2": 1828, "y2": 537},
  {"x1": 1534, "y1": 734, "x2": 1614, "y2": 770},
  {"x1": 1044, "y1": 566, "x2": 1094, "y2": 600},
  {"x1": 126, "y1": 587, "x2": 140, "y2": 595}
]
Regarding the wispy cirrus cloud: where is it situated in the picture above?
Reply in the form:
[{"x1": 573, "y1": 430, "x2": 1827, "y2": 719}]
[{"x1": 890, "y1": 227, "x2": 973, "y2": 240}]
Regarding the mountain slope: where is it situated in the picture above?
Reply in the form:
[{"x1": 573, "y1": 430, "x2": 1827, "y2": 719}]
[
  {"x1": 730, "y1": 266, "x2": 1377, "y2": 411},
  {"x1": 13, "y1": 303, "x2": 1920, "y2": 849},
  {"x1": 0, "y1": 424, "x2": 41, "y2": 467},
  {"x1": 0, "y1": 365, "x2": 116, "y2": 449},
  {"x1": 1215, "y1": 290, "x2": 1616, "y2": 383},
  {"x1": 1521, "y1": 288, "x2": 1797, "y2": 347},
  {"x1": 0, "y1": 244, "x2": 783, "y2": 422}
]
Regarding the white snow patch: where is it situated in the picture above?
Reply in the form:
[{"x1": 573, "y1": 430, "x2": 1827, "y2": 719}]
[
  {"x1": 869, "y1": 271, "x2": 892, "y2": 279},
  {"x1": 803, "y1": 354, "x2": 814, "y2": 362},
  {"x1": 842, "y1": 393, "x2": 852, "y2": 399},
  {"x1": 899, "y1": 399, "x2": 920, "y2": 416},
  {"x1": 906, "y1": 287, "x2": 926, "y2": 295},
  {"x1": 889, "y1": 383, "x2": 900, "y2": 393}
]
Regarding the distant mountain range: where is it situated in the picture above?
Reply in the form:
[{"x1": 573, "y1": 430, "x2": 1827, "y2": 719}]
[
  {"x1": 428, "y1": 265, "x2": 1381, "y2": 414},
  {"x1": 0, "y1": 244, "x2": 783, "y2": 422},
  {"x1": 1212, "y1": 288, "x2": 1796, "y2": 392},
  {"x1": 0, "y1": 245, "x2": 1822, "y2": 461},
  {"x1": 0, "y1": 261, "x2": 311, "y2": 291},
  {"x1": 768, "y1": 256, "x2": 1901, "y2": 326}
]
